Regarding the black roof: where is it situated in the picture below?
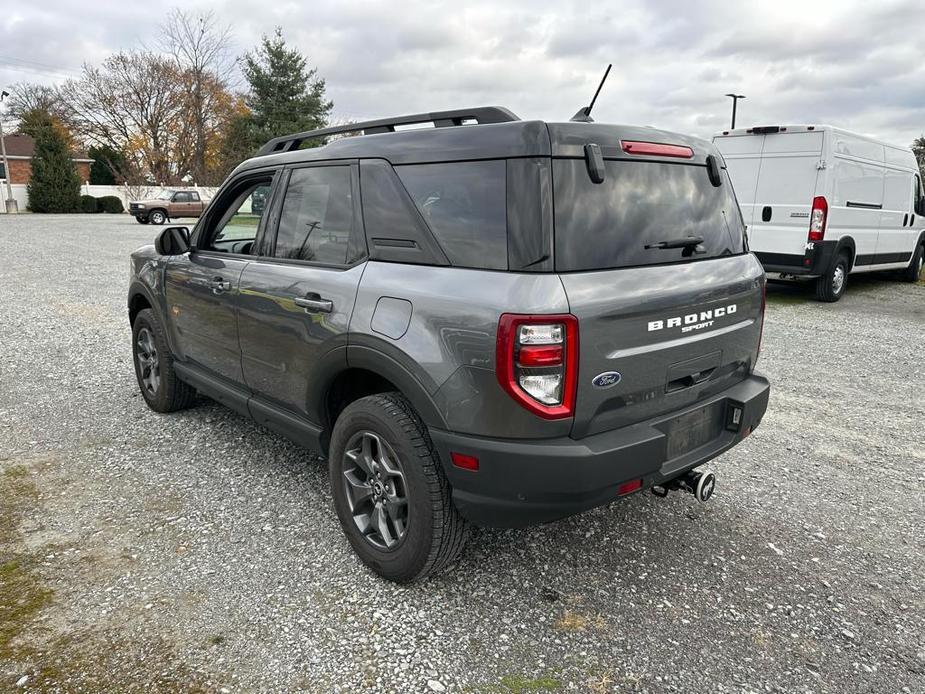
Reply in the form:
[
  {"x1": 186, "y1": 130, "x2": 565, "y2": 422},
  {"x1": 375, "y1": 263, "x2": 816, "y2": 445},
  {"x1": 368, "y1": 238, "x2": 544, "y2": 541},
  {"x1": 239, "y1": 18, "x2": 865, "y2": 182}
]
[{"x1": 236, "y1": 106, "x2": 717, "y2": 174}]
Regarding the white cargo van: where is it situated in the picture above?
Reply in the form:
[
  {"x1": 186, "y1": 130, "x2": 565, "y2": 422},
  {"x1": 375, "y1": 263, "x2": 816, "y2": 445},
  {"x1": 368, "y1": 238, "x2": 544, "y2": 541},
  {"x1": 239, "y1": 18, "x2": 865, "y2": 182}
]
[{"x1": 713, "y1": 125, "x2": 925, "y2": 301}]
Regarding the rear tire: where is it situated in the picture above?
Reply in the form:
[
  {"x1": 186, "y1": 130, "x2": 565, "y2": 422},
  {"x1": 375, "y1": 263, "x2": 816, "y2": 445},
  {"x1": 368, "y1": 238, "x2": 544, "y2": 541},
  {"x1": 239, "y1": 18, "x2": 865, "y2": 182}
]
[
  {"x1": 328, "y1": 392, "x2": 469, "y2": 583},
  {"x1": 132, "y1": 308, "x2": 197, "y2": 413},
  {"x1": 900, "y1": 242, "x2": 924, "y2": 283},
  {"x1": 815, "y1": 252, "x2": 850, "y2": 302}
]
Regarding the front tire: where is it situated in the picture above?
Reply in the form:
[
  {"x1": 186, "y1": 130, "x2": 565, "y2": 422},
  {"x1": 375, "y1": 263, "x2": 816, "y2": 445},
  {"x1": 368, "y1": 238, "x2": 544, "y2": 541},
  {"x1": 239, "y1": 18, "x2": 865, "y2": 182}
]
[
  {"x1": 149, "y1": 209, "x2": 167, "y2": 225},
  {"x1": 815, "y1": 252, "x2": 850, "y2": 302},
  {"x1": 328, "y1": 393, "x2": 469, "y2": 583},
  {"x1": 900, "y1": 242, "x2": 924, "y2": 283},
  {"x1": 132, "y1": 308, "x2": 196, "y2": 413}
]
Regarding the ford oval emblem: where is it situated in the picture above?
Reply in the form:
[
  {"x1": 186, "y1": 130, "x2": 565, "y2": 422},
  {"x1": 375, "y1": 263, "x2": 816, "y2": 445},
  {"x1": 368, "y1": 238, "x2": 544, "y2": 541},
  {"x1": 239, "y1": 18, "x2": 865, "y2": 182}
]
[{"x1": 592, "y1": 371, "x2": 622, "y2": 389}]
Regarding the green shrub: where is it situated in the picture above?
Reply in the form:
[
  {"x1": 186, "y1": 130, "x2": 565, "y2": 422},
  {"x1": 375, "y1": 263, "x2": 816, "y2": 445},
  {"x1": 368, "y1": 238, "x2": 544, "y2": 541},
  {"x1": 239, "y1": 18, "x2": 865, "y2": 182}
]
[
  {"x1": 97, "y1": 196, "x2": 124, "y2": 214},
  {"x1": 80, "y1": 195, "x2": 99, "y2": 213}
]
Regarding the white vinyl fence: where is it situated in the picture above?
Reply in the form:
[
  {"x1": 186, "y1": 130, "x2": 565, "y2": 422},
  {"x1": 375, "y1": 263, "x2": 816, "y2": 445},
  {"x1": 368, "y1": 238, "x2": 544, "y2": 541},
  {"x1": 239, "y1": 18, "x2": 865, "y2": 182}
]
[{"x1": 0, "y1": 183, "x2": 220, "y2": 213}]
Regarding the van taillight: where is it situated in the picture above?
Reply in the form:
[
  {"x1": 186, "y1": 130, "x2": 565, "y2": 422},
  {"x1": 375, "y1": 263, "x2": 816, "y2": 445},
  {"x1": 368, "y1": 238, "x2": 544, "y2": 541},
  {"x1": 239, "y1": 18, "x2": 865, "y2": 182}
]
[
  {"x1": 496, "y1": 314, "x2": 578, "y2": 419},
  {"x1": 808, "y1": 196, "x2": 828, "y2": 242}
]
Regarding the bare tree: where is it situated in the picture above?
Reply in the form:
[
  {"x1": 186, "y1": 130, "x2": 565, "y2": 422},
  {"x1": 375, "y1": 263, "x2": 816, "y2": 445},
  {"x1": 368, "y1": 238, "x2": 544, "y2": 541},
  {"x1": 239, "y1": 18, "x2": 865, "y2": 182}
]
[
  {"x1": 3, "y1": 83, "x2": 70, "y2": 132},
  {"x1": 61, "y1": 52, "x2": 191, "y2": 184},
  {"x1": 160, "y1": 9, "x2": 235, "y2": 185}
]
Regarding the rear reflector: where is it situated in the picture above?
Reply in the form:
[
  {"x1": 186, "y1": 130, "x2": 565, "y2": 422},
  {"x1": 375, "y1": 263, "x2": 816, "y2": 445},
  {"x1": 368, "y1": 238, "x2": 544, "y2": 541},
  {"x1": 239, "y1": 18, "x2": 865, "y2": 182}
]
[
  {"x1": 517, "y1": 344, "x2": 563, "y2": 367},
  {"x1": 617, "y1": 479, "x2": 643, "y2": 496},
  {"x1": 620, "y1": 141, "x2": 693, "y2": 159},
  {"x1": 450, "y1": 452, "x2": 479, "y2": 471}
]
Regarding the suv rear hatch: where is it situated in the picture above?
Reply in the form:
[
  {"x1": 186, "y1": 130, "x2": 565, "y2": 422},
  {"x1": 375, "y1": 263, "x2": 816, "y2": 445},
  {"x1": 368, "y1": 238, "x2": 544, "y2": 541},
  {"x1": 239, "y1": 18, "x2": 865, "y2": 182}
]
[{"x1": 548, "y1": 124, "x2": 765, "y2": 439}]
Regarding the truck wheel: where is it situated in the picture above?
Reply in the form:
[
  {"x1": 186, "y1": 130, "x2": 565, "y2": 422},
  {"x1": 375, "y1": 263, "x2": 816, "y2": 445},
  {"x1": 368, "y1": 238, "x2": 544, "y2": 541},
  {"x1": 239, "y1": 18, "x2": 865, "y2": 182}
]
[
  {"x1": 328, "y1": 392, "x2": 469, "y2": 583},
  {"x1": 900, "y1": 242, "x2": 924, "y2": 283},
  {"x1": 815, "y1": 252, "x2": 850, "y2": 302},
  {"x1": 132, "y1": 308, "x2": 197, "y2": 413},
  {"x1": 149, "y1": 209, "x2": 167, "y2": 225},
  {"x1": 135, "y1": 216, "x2": 149, "y2": 225}
]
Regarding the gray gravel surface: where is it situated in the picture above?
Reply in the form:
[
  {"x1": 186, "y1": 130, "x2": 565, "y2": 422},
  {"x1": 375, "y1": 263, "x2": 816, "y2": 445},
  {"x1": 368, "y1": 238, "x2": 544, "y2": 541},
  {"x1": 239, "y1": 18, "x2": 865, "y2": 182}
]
[{"x1": 0, "y1": 214, "x2": 923, "y2": 693}]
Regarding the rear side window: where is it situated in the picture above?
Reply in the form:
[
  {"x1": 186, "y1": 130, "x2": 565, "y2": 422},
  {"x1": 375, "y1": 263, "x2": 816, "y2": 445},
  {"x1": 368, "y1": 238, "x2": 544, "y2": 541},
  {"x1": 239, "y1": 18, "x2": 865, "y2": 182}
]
[
  {"x1": 553, "y1": 160, "x2": 746, "y2": 272},
  {"x1": 396, "y1": 160, "x2": 507, "y2": 270},
  {"x1": 275, "y1": 166, "x2": 354, "y2": 265}
]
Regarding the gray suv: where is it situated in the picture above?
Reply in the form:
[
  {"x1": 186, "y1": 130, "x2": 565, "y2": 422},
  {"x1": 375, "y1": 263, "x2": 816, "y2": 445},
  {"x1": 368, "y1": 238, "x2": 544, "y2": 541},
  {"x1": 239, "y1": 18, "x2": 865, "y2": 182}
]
[{"x1": 128, "y1": 107, "x2": 770, "y2": 582}]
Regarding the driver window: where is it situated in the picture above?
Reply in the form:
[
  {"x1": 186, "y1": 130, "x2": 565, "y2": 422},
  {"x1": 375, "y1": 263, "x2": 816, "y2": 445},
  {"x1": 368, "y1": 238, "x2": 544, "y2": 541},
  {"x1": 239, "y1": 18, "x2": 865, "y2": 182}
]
[{"x1": 203, "y1": 178, "x2": 273, "y2": 254}]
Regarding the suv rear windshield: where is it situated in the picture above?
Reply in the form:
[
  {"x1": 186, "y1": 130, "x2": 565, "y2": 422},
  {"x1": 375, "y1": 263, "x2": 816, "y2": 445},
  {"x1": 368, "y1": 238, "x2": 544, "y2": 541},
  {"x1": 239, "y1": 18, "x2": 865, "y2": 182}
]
[{"x1": 553, "y1": 159, "x2": 746, "y2": 272}]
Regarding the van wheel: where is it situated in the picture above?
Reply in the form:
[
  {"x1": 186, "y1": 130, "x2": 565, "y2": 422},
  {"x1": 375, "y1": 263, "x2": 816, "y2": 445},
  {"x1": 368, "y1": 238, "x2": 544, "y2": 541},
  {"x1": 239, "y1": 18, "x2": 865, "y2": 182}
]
[
  {"x1": 900, "y1": 242, "x2": 924, "y2": 283},
  {"x1": 132, "y1": 309, "x2": 197, "y2": 413},
  {"x1": 328, "y1": 392, "x2": 469, "y2": 583},
  {"x1": 815, "y1": 252, "x2": 850, "y2": 302}
]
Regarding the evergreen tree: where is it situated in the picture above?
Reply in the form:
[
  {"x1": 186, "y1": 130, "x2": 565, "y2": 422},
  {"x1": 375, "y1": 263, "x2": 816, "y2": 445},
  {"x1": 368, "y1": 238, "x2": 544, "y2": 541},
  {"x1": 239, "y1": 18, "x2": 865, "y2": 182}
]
[
  {"x1": 912, "y1": 136, "x2": 925, "y2": 179},
  {"x1": 241, "y1": 28, "x2": 332, "y2": 147},
  {"x1": 24, "y1": 110, "x2": 81, "y2": 213},
  {"x1": 88, "y1": 145, "x2": 128, "y2": 184}
]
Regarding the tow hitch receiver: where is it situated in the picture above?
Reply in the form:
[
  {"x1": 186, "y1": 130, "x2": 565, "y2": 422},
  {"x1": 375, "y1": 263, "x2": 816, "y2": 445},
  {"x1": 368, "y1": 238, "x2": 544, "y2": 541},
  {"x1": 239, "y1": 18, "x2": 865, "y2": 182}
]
[{"x1": 651, "y1": 469, "x2": 716, "y2": 503}]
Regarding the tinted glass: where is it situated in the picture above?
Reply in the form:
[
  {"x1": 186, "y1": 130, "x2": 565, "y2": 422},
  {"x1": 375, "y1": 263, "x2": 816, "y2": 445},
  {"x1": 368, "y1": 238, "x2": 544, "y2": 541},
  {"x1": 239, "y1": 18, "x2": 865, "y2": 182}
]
[
  {"x1": 174, "y1": 192, "x2": 191, "y2": 202},
  {"x1": 554, "y1": 160, "x2": 746, "y2": 271},
  {"x1": 275, "y1": 166, "x2": 353, "y2": 264},
  {"x1": 205, "y1": 180, "x2": 272, "y2": 251},
  {"x1": 396, "y1": 160, "x2": 507, "y2": 270}
]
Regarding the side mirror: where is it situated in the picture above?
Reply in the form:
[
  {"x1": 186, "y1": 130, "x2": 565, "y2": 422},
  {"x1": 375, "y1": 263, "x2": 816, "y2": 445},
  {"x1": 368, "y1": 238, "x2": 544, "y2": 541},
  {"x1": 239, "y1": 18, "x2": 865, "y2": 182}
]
[{"x1": 154, "y1": 226, "x2": 190, "y2": 256}]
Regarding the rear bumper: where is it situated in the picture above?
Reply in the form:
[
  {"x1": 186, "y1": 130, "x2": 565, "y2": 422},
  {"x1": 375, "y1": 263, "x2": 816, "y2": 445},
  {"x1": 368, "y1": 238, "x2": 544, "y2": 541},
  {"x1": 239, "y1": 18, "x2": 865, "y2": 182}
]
[
  {"x1": 755, "y1": 240, "x2": 837, "y2": 276},
  {"x1": 429, "y1": 373, "x2": 770, "y2": 527}
]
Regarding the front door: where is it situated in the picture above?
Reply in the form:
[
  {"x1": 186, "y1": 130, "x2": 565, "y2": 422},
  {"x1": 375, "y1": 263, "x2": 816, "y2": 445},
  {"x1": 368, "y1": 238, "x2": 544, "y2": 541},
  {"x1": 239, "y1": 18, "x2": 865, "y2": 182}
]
[
  {"x1": 164, "y1": 171, "x2": 278, "y2": 385},
  {"x1": 237, "y1": 162, "x2": 366, "y2": 422}
]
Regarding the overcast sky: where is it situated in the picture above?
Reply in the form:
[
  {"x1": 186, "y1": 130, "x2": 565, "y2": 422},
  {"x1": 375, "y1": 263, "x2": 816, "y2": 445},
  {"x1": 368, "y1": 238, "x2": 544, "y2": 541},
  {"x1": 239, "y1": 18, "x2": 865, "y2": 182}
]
[{"x1": 2, "y1": 0, "x2": 924, "y2": 146}]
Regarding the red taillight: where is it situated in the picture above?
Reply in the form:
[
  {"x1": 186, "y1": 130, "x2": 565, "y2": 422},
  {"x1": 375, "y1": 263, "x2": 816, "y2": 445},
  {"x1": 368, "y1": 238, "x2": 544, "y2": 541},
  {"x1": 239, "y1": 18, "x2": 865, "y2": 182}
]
[
  {"x1": 808, "y1": 196, "x2": 828, "y2": 242},
  {"x1": 620, "y1": 140, "x2": 694, "y2": 159},
  {"x1": 617, "y1": 479, "x2": 643, "y2": 496},
  {"x1": 450, "y1": 452, "x2": 479, "y2": 471},
  {"x1": 496, "y1": 314, "x2": 578, "y2": 419}
]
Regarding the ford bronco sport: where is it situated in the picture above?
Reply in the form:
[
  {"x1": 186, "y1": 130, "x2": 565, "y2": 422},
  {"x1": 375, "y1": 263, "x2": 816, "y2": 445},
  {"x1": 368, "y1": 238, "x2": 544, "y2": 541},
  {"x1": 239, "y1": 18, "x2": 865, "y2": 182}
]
[{"x1": 128, "y1": 106, "x2": 770, "y2": 582}]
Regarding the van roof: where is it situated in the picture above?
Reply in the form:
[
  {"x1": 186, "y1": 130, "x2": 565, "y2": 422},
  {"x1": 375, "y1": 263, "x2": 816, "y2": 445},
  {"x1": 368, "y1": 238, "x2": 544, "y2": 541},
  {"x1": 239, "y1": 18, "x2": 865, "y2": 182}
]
[
  {"x1": 714, "y1": 124, "x2": 912, "y2": 154},
  {"x1": 235, "y1": 105, "x2": 719, "y2": 173}
]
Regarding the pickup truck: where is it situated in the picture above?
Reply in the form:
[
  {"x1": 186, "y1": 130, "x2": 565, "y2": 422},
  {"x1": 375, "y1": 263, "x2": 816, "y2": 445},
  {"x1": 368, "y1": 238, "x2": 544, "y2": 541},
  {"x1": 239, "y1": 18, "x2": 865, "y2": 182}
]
[{"x1": 129, "y1": 190, "x2": 208, "y2": 225}]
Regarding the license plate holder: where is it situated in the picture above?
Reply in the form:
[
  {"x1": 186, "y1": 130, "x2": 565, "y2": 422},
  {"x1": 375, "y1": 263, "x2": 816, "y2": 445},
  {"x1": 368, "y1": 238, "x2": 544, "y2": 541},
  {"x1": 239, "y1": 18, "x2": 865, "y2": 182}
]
[{"x1": 665, "y1": 403, "x2": 723, "y2": 459}]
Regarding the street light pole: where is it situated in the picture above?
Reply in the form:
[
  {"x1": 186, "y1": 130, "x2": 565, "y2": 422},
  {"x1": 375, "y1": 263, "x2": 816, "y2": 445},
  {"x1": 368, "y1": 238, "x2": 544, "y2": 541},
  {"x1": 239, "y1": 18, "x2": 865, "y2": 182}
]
[
  {"x1": 0, "y1": 90, "x2": 18, "y2": 214},
  {"x1": 725, "y1": 93, "x2": 746, "y2": 130}
]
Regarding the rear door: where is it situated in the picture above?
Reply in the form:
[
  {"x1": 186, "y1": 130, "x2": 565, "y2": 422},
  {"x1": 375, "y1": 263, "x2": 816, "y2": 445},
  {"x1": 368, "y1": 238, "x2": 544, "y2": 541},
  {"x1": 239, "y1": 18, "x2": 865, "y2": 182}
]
[
  {"x1": 712, "y1": 133, "x2": 764, "y2": 229},
  {"x1": 552, "y1": 156, "x2": 764, "y2": 439},
  {"x1": 747, "y1": 131, "x2": 824, "y2": 259},
  {"x1": 236, "y1": 162, "x2": 365, "y2": 423}
]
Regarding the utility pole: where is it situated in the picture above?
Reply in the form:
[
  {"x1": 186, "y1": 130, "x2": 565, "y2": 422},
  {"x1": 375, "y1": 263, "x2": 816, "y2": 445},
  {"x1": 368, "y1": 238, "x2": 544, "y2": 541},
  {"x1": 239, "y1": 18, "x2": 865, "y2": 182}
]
[
  {"x1": 725, "y1": 93, "x2": 746, "y2": 130},
  {"x1": 0, "y1": 90, "x2": 17, "y2": 214}
]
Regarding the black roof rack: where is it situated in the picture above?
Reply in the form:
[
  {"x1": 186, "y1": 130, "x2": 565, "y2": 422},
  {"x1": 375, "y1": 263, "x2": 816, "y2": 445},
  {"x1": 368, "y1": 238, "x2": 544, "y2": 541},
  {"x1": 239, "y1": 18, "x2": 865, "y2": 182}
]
[{"x1": 256, "y1": 106, "x2": 520, "y2": 156}]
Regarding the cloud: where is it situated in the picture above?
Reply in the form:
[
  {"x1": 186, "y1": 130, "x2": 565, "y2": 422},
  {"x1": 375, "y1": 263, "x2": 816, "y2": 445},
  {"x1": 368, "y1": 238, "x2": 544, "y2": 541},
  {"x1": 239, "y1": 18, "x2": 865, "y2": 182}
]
[{"x1": 1, "y1": 0, "x2": 924, "y2": 146}]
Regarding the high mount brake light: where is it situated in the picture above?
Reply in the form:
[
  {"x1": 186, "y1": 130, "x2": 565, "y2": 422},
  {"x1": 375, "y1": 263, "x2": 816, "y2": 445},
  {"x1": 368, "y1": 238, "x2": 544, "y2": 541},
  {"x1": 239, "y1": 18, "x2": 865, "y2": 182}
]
[
  {"x1": 496, "y1": 314, "x2": 578, "y2": 419},
  {"x1": 621, "y1": 141, "x2": 694, "y2": 159},
  {"x1": 809, "y1": 196, "x2": 828, "y2": 242}
]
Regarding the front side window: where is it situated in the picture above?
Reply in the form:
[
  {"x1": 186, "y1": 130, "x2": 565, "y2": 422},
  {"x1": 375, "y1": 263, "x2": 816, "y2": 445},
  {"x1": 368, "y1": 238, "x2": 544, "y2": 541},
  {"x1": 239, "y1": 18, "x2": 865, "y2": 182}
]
[
  {"x1": 553, "y1": 159, "x2": 747, "y2": 271},
  {"x1": 915, "y1": 174, "x2": 923, "y2": 214},
  {"x1": 201, "y1": 178, "x2": 273, "y2": 252},
  {"x1": 274, "y1": 166, "x2": 354, "y2": 264},
  {"x1": 174, "y1": 192, "x2": 191, "y2": 203},
  {"x1": 396, "y1": 160, "x2": 507, "y2": 270}
]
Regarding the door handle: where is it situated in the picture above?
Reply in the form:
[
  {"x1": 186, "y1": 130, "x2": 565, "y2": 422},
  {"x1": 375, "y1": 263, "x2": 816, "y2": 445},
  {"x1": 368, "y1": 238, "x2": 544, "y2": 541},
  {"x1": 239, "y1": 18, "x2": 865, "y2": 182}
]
[
  {"x1": 209, "y1": 277, "x2": 232, "y2": 293},
  {"x1": 294, "y1": 296, "x2": 334, "y2": 313}
]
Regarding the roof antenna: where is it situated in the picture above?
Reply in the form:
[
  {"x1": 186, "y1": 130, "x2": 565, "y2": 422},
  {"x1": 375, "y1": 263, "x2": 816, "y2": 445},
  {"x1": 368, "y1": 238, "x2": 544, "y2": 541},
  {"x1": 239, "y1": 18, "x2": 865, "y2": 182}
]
[{"x1": 570, "y1": 64, "x2": 612, "y2": 123}]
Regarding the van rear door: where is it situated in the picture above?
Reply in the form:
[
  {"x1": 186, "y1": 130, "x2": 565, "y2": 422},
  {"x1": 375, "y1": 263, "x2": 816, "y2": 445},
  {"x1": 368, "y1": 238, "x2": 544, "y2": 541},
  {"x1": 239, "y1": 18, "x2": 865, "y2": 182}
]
[
  {"x1": 552, "y1": 154, "x2": 764, "y2": 440},
  {"x1": 720, "y1": 131, "x2": 825, "y2": 264},
  {"x1": 713, "y1": 133, "x2": 764, "y2": 228}
]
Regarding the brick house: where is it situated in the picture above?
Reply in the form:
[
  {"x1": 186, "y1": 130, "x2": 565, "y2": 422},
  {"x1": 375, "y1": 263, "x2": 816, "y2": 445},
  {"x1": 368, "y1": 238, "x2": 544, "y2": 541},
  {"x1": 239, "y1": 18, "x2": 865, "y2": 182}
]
[{"x1": 0, "y1": 133, "x2": 93, "y2": 184}]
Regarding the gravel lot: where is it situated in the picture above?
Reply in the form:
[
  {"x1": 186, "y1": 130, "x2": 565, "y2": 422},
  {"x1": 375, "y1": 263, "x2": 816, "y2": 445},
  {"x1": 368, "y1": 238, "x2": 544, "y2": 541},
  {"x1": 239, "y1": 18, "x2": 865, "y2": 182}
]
[{"x1": 0, "y1": 214, "x2": 923, "y2": 693}]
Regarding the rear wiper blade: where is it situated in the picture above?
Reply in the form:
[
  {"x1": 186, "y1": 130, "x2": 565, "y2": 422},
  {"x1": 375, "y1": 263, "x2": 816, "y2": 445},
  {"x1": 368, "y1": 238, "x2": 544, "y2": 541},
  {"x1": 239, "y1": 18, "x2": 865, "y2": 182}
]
[{"x1": 644, "y1": 235, "x2": 705, "y2": 250}]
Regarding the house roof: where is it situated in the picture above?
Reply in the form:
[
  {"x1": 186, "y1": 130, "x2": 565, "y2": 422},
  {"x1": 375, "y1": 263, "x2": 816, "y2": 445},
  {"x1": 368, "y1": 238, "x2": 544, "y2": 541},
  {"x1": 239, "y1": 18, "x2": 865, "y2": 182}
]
[{"x1": 1, "y1": 133, "x2": 93, "y2": 162}]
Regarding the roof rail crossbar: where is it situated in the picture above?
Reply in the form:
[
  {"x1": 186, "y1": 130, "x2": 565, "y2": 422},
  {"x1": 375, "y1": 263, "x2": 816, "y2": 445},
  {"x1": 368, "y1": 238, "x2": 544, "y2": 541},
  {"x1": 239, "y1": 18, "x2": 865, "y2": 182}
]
[{"x1": 256, "y1": 106, "x2": 520, "y2": 156}]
